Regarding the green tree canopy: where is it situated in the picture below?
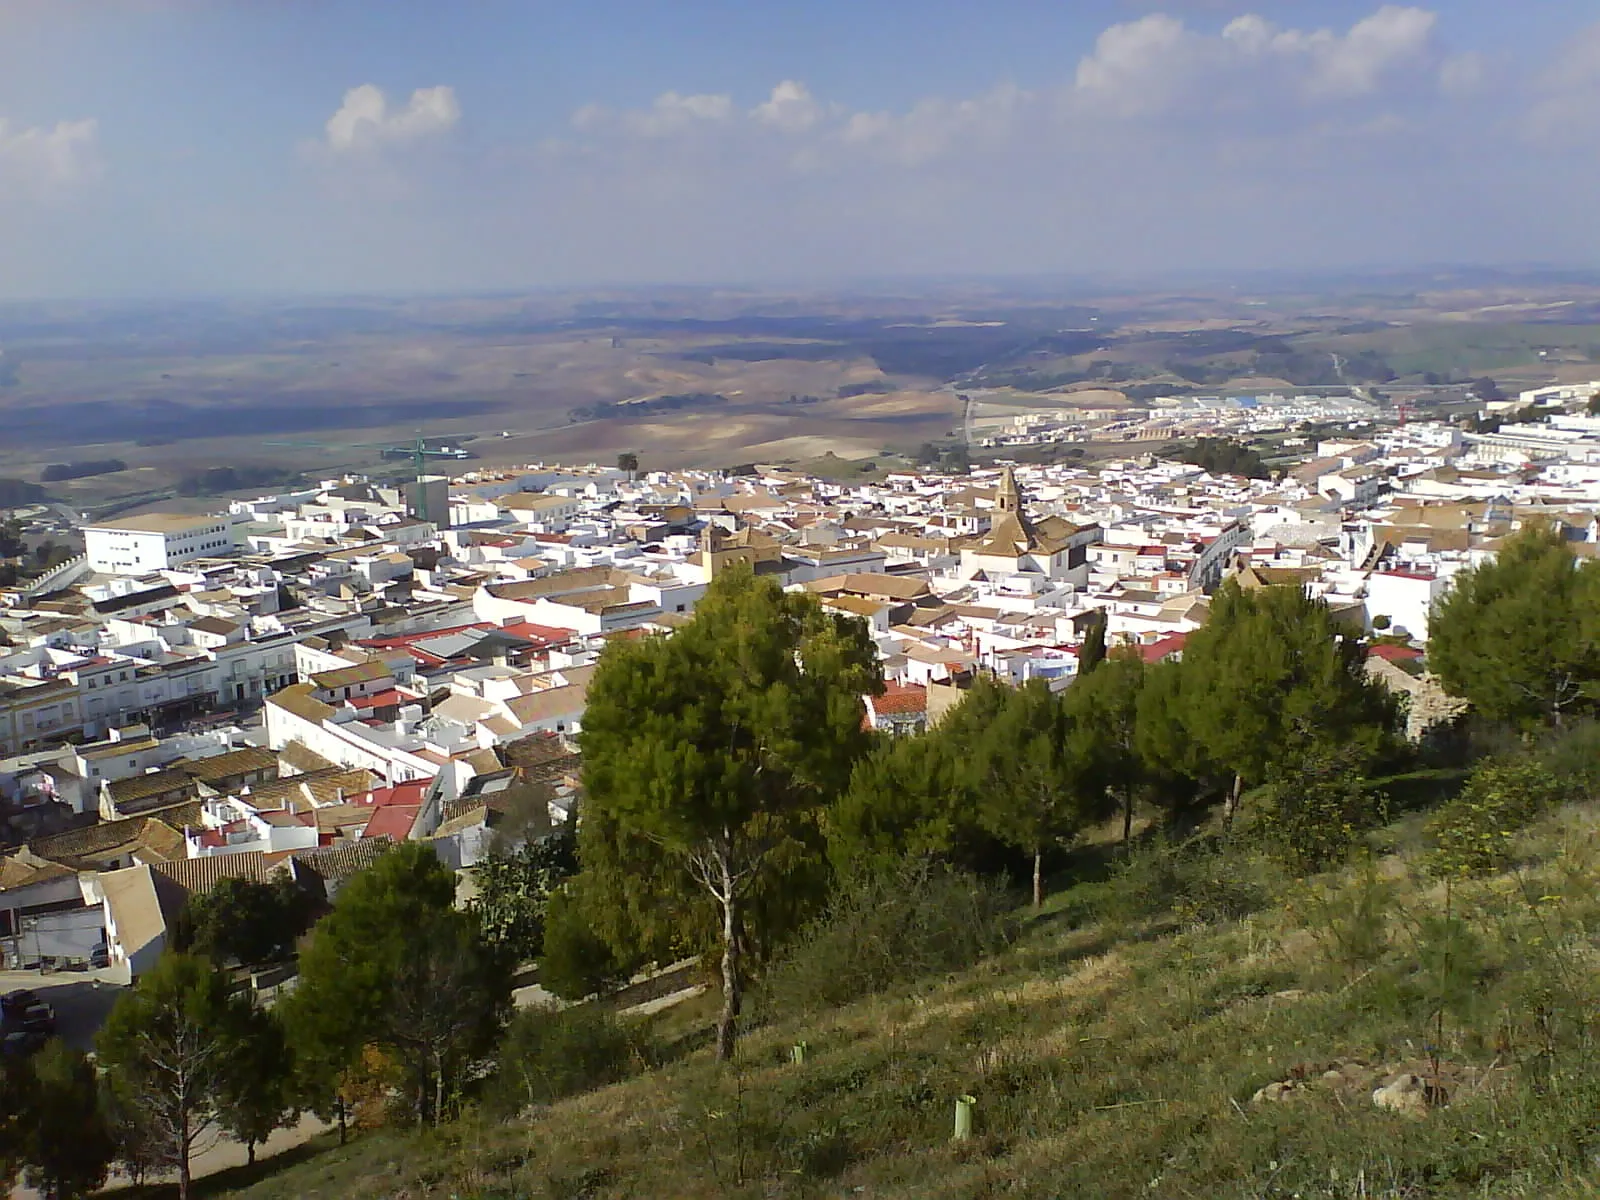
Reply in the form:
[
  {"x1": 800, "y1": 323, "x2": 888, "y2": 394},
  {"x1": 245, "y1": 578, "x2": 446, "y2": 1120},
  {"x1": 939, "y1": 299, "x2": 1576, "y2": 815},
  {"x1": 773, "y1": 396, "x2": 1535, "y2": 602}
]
[
  {"x1": 971, "y1": 679, "x2": 1100, "y2": 906},
  {"x1": 281, "y1": 842, "x2": 456, "y2": 1135},
  {"x1": 1177, "y1": 583, "x2": 1398, "y2": 820},
  {"x1": 578, "y1": 564, "x2": 881, "y2": 1059},
  {"x1": 1066, "y1": 649, "x2": 1148, "y2": 844},
  {"x1": 1078, "y1": 610, "x2": 1108, "y2": 675},
  {"x1": 217, "y1": 1003, "x2": 295, "y2": 1165},
  {"x1": 24, "y1": 1041, "x2": 114, "y2": 1199},
  {"x1": 828, "y1": 730, "x2": 965, "y2": 876},
  {"x1": 1429, "y1": 525, "x2": 1600, "y2": 727},
  {"x1": 178, "y1": 875, "x2": 315, "y2": 966},
  {"x1": 469, "y1": 828, "x2": 577, "y2": 963}
]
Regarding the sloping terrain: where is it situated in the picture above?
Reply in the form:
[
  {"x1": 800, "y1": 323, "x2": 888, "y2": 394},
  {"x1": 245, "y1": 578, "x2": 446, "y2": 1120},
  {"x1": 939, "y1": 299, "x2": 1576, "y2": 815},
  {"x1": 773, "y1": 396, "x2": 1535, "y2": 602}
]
[{"x1": 213, "y1": 800, "x2": 1600, "y2": 1200}]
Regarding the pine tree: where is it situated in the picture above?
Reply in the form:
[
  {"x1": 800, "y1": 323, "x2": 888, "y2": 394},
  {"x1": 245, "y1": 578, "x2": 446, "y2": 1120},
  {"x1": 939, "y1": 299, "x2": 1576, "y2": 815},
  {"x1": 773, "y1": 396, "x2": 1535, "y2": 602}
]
[
  {"x1": 971, "y1": 680, "x2": 1098, "y2": 907},
  {"x1": 1177, "y1": 583, "x2": 1398, "y2": 822},
  {"x1": 578, "y1": 564, "x2": 881, "y2": 1059},
  {"x1": 1429, "y1": 524, "x2": 1600, "y2": 727}
]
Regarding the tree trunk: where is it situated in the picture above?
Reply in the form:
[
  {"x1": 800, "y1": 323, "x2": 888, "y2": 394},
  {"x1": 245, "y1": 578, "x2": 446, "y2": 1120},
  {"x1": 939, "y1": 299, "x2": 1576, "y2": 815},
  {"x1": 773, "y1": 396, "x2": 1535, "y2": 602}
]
[
  {"x1": 336, "y1": 1096, "x2": 347, "y2": 1146},
  {"x1": 715, "y1": 887, "x2": 742, "y2": 1062},
  {"x1": 247, "y1": 1140, "x2": 256, "y2": 1167},
  {"x1": 1032, "y1": 848, "x2": 1044, "y2": 909},
  {"x1": 178, "y1": 1109, "x2": 192, "y2": 1200},
  {"x1": 1225, "y1": 773, "x2": 1245, "y2": 825},
  {"x1": 1122, "y1": 786, "x2": 1134, "y2": 845},
  {"x1": 434, "y1": 1053, "x2": 446, "y2": 1127}
]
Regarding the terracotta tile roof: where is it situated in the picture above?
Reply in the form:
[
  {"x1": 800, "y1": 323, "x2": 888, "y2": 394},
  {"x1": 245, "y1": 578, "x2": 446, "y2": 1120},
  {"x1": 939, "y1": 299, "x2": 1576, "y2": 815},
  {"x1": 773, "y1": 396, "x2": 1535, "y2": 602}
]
[
  {"x1": 870, "y1": 683, "x2": 928, "y2": 715},
  {"x1": 276, "y1": 740, "x2": 338, "y2": 775},
  {"x1": 30, "y1": 804, "x2": 202, "y2": 866},
  {"x1": 149, "y1": 851, "x2": 279, "y2": 897},
  {"x1": 182, "y1": 746, "x2": 280, "y2": 784},
  {"x1": 106, "y1": 769, "x2": 198, "y2": 812},
  {"x1": 290, "y1": 838, "x2": 394, "y2": 893},
  {"x1": 360, "y1": 805, "x2": 420, "y2": 842},
  {"x1": 267, "y1": 683, "x2": 335, "y2": 724}
]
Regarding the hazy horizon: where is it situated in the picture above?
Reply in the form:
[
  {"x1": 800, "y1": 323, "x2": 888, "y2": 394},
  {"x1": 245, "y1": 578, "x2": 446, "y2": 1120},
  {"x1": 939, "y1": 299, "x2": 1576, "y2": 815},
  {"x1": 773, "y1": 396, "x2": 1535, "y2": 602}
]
[{"x1": 3, "y1": 1, "x2": 1599, "y2": 300}]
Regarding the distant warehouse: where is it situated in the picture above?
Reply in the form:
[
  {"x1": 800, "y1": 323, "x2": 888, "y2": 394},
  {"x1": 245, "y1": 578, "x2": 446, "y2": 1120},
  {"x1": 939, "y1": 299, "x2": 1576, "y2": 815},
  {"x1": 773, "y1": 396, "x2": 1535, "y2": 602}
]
[{"x1": 82, "y1": 512, "x2": 243, "y2": 575}]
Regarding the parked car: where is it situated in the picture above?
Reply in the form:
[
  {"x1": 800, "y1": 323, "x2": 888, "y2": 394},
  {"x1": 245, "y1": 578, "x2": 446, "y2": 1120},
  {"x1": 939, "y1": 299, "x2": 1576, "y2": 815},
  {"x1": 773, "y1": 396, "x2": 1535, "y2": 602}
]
[
  {"x1": 18, "y1": 1004, "x2": 53, "y2": 1034},
  {"x1": 0, "y1": 990, "x2": 39, "y2": 1017},
  {"x1": 90, "y1": 944, "x2": 110, "y2": 969}
]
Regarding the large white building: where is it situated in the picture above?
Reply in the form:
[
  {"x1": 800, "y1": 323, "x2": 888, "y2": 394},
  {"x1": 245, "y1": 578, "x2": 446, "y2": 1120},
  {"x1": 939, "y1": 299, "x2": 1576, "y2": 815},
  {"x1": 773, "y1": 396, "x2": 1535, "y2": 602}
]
[{"x1": 83, "y1": 513, "x2": 242, "y2": 575}]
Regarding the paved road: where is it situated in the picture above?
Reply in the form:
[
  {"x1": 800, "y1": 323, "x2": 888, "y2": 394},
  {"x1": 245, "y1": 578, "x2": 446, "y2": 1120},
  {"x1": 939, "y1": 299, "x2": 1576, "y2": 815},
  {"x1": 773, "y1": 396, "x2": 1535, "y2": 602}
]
[{"x1": 0, "y1": 968, "x2": 124, "y2": 1052}]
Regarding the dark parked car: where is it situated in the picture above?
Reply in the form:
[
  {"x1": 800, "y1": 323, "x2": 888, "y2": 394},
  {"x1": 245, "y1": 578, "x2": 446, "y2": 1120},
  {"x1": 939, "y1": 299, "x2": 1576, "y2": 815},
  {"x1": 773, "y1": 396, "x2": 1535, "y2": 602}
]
[
  {"x1": 0, "y1": 990, "x2": 39, "y2": 1016},
  {"x1": 18, "y1": 1004, "x2": 53, "y2": 1034}
]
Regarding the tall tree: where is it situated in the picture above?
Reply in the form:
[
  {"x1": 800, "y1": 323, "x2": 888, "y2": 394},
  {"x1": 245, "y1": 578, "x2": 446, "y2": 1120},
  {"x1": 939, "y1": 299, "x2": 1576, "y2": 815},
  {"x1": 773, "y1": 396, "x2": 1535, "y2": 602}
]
[
  {"x1": 217, "y1": 1004, "x2": 295, "y2": 1166},
  {"x1": 1134, "y1": 657, "x2": 1212, "y2": 822},
  {"x1": 579, "y1": 564, "x2": 882, "y2": 1059},
  {"x1": 1177, "y1": 583, "x2": 1397, "y2": 822},
  {"x1": 24, "y1": 1041, "x2": 114, "y2": 1199},
  {"x1": 1067, "y1": 649, "x2": 1147, "y2": 844},
  {"x1": 470, "y1": 831, "x2": 577, "y2": 963},
  {"x1": 97, "y1": 953, "x2": 257, "y2": 1200},
  {"x1": 1429, "y1": 524, "x2": 1600, "y2": 727},
  {"x1": 283, "y1": 842, "x2": 508, "y2": 1129},
  {"x1": 971, "y1": 679, "x2": 1098, "y2": 907},
  {"x1": 616, "y1": 451, "x2": 639, "y2": 481},
  {"x1": 384, "y1": 909, "x2": 511, "y2": 1125},
  {"x1": 828, "y1": 731, "x2": 964, "y2": 876}
]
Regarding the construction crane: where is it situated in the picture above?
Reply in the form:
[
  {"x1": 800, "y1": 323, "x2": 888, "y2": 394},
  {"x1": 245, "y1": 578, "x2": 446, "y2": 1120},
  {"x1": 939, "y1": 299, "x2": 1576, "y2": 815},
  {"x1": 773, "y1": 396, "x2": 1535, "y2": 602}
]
[{"x1": 261, "y1": 433, "x2": 466, "y2": 524}]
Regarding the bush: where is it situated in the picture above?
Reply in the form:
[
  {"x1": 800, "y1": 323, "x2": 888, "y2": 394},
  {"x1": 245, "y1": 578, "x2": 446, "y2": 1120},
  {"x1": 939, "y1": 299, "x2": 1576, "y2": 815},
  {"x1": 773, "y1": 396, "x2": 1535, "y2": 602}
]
[
  {"x1": 538, "y1": 887, "x2": 629, "y2": 1002},
  {"x1": 760, "y1": 861, "x2": 1015, "y2": 1013},
  {"x1": 1536, "y1": 719, "x2": 1600, "y2": 800},
  {"x1": 1254, "y1": 750, "x2": 1387, "y2": 874},
  {"x1": 1427, "y1": 755, "x2": 1569, "y2": 876},
  {"x1": 486, "y1": 1005, "x2": 639, "y2": 1115},
  {"x1": 1096, "y1": 839, "x2": 1278, "y2": 928}
]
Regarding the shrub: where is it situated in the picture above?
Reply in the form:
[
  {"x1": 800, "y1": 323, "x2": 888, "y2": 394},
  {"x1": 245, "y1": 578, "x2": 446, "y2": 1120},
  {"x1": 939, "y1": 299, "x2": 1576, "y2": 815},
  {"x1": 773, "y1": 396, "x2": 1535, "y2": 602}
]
[
  {"x1": 1536, "y1": 719, "x2": 1600, "y2": 801},
  {"x1": 1096, "y1": 838, "x2": 1278, "y2": 928},
  {"x1": 1298, "y1": 856, "x2": 1398, "y2": 977},
  {"x1": 1427, "y1": 755, "x2": 1568, "y2": 876},
  {"x1": 760, "y1": 860, "x2": 1015, "y2": 1013},
  {"x1": 538, "y1": 887, "x2": 629, "y2": 1002},
  {"x1": 486, "y1": 1005, "x2": 639, "y2": 1115},
  {"x1": 1254, "y1": 749, "x2": 1387, "y2": 874}
]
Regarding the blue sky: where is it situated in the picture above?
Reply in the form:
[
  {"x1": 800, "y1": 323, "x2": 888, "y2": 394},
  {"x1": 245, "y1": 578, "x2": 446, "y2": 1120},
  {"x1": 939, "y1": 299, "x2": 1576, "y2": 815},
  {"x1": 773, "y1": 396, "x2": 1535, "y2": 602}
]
[{"x1": 2, "y1": 0, "x2": 1599, "y2": 297}]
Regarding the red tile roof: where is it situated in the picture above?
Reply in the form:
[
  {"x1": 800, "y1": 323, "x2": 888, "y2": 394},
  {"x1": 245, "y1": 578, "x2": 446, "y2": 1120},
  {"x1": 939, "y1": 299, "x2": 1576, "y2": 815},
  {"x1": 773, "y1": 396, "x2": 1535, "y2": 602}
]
[
  {"x1": 870, "y1": 683, "x2": 928, "y2": 715},
  {"x1": 350, "y1": 780, "x2": 430, "y2": 808},
  {"x1": 358, "y1": 622, "x2": 490, "y2": 650},
  {"x1": 360, "y1": 805, "x2": 421, "y2": 842},
  {"x1": 1139, "y1": 633, "x2": 1190, "y2": 664}
]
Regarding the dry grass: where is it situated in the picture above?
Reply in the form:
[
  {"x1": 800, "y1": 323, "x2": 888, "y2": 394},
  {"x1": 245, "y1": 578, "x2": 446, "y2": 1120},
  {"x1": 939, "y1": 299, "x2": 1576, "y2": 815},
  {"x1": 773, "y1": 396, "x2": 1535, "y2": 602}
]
[{"x1": 197, "y1": 800, "x2": 1600, "y2": 1200}]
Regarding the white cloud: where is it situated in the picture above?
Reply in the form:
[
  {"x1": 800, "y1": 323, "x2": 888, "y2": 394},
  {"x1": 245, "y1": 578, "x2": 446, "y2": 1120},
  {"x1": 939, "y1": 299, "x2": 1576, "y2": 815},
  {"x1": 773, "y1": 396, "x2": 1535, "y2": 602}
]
[
  {"x1": 751, "y1": 80, "x2": 824, "y2": 132},
  {"x1": 618, "y1": 90, "x2": 733, "y2": 136},
  {"x1": 0, "y1": 117, "x2": 99, "y2": 195},
  {"x1": 325, "y1": 84, "x2": 460, "y2": 152},
  {"x1": 1526, "y1": 23, "x2": 1600, "y2": 142},
  {"x1": 1073, "y1": 6, "x2": 1441, "y2": 115}
]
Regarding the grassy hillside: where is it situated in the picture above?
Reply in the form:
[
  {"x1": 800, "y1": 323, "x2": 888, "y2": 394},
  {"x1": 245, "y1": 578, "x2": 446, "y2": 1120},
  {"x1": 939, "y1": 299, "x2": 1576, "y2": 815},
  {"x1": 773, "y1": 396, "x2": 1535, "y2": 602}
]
[{"x1": 208, "y1": 796, "x2": 1600, "y2": 1200}]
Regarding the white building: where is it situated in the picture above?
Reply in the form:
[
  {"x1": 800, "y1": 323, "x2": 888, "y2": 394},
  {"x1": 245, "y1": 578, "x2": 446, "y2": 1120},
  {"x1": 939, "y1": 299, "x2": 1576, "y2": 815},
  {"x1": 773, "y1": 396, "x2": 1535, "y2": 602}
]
[{"x1": 83, "y1": 513, "x2": 242, "y2": 575}]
